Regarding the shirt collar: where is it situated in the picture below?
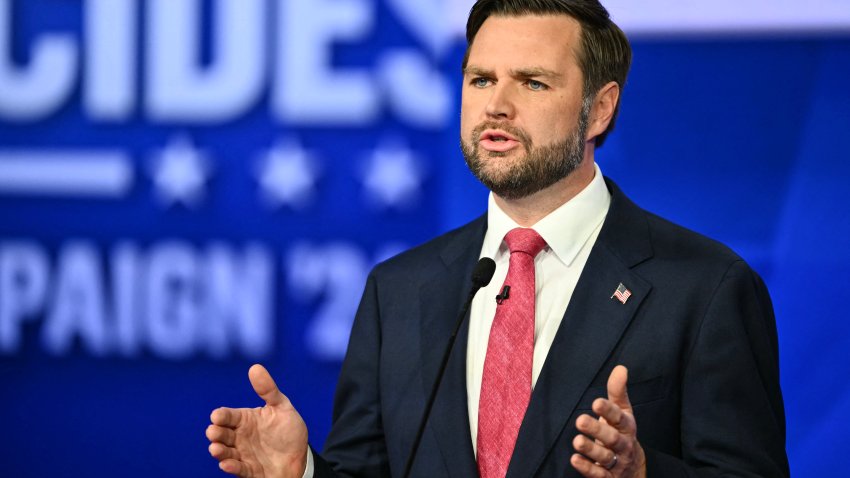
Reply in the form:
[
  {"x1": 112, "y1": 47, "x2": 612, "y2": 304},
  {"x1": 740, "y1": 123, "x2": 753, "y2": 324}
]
[{"x1": 481, "y1": 162, "x2": 611, "y2": 267}]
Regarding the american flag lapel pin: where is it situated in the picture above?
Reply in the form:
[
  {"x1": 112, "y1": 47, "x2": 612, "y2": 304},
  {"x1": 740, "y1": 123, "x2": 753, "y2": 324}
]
[{"x1": 611, "y1": 283, "x2": 632, "y2": 304}]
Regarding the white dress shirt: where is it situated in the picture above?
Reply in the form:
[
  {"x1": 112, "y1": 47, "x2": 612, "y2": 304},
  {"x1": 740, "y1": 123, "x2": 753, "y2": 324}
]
[{"x1": 466, "y1": 163, "x2": 611, "y2": 456}]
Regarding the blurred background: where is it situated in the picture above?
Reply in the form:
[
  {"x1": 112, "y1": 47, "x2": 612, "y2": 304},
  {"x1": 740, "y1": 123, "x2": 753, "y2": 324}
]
[{"x1": 1, "y1": 0, "x2": 848, "y2": 476}]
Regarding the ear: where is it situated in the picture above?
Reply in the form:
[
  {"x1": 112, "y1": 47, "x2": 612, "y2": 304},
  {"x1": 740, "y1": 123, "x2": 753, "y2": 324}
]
[{"x1": 585, "y1": 81, "x2": 620, "y2": 142}]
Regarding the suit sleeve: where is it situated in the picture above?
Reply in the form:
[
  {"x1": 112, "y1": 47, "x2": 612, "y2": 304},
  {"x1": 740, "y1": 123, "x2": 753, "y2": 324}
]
[
  {"x1": 645, "y1": 260, "x2": 789, "y2": 477},
  {"x1": 313, "y1": 271, "x2": 392, "y2": 478}
]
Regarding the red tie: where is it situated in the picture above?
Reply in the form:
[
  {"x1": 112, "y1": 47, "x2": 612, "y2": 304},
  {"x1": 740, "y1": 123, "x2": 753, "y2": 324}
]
[{"x1": 477, "y1": 228, "x2": 547, "y2": 478}]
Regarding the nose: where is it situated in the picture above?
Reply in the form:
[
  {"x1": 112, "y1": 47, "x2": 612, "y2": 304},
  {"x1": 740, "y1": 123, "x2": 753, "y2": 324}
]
[{"x1": 484, "y1": 83, "x2": 516, "y2": 120}]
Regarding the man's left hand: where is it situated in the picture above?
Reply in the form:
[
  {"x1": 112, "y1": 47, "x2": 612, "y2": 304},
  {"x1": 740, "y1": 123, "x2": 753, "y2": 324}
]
[{"x1": 571, "y1": 365, "x2": 647, "y2": 478}]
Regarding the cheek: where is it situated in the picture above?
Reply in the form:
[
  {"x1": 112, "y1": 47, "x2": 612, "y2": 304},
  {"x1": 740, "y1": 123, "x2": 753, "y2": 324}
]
[
  {"x1": 459, "y1": 109, "x2": 477, "y2": 139},
  {"x1": 531, "y1": 94, "x2": 581, "y2": 137},
  {"x1": 460, "y1": 88, "x2": 487, "y2": 129},
  {"x1": 459, "y1": 118, "x2": 471, "y2": 142},
  {"x1": 539, "y1": 111, "x2": 578, "y2": 141}
]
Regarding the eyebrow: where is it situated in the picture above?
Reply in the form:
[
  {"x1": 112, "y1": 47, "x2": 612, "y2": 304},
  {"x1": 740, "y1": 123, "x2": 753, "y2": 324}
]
[
  {"x1": 462, "y1": 65, "x2": 563, "y2": 80},
  {"x1": 462, "y1": 66, "x2": 493, "y2": 77},
  {"x1": 511, "y1": 67, "x2": 562, "y2": 79}
]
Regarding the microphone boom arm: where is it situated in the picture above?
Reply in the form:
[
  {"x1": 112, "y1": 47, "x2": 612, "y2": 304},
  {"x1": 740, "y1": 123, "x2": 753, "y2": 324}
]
[{"x1": 400, "y1": 258, "x2": 495, "y2": 478}]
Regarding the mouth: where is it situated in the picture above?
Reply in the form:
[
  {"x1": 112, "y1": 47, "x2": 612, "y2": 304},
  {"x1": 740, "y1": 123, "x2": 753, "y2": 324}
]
[{"x1": 479, "y1": 129, "x2": 521, "y2": 153}]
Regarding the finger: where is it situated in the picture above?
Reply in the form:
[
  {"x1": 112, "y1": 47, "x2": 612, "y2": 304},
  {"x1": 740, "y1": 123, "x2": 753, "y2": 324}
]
[
  {"x1": 208, "y1": 442, "x2": 240, "y2": 462},
  {"x1": 572, "y1": 433, "x2": 617, "y2": 468},
  {"x1": 570, "y1": 453, "x2": 611, "y2": 478},
  {"x1": 594, "y1": 398, "x2": 622, "y2": 428},
  {"x1": 591, "y1": 398, "x2": 626, "y2": 431},
  {"x1": 210, "y1": 407, "x2": 244, "y2": 428},
  {"x1": 219, "y1": 458, "x2": 248, "y2": 477},
  {"x1": 607, "y1": 365, "x2": 632, "y2": 414},
  {"x1": 210, "y1": 445, "x2": 254, "y2": 477},
  {"x1": 248, "y1": 363, "x2": 286, "y2": 407},
  {"x1": 575, "y1": 413, "x2": 626, "y2": 453},
  {"x1": 592, "y1": 398, "x2": 636, "y2": 436},
  {"x1": 206, "y1": 424, "x2": 236, "y2": 446}
]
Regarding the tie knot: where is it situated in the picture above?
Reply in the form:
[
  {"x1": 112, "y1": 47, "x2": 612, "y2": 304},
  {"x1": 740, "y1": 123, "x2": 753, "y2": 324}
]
[{"x1": 504, "y1": 228, "x2": 547, "y2": 257}]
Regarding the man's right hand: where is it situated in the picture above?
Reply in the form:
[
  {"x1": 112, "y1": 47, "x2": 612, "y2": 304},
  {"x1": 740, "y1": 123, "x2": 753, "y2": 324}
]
[{"x1": 207, "y1": 364, "x2": 309, "y2": 478}]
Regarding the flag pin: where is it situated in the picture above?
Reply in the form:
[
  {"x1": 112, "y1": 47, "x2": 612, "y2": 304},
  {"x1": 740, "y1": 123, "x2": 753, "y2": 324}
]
[{"x1": 611, "y1": 283, "x2": 632, "y2": 304}]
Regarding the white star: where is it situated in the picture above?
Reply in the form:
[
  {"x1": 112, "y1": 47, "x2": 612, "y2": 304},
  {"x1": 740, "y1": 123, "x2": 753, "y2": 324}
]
[
  {"x1": 256, "y1": 138, "x2": 320, "y2": 210},
  {"x1": 150, "y1": 135, "x2": 210, "y2": 208},
  {"x1": 359, "y1": 139, "x2": 425, "y2": 210}
]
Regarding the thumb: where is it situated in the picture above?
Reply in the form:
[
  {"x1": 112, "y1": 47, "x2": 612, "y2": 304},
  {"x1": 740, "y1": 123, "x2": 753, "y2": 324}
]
[
  {"x1": 607, "y1": 365, "x2": 633, "y2": 413},
  {"x1": 248, "y1": 363, "x2": 286, "y2": 407}
]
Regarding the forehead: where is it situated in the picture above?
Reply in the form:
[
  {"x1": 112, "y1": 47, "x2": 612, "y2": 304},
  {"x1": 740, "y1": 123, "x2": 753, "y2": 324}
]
[{"x1": 466, "y1": 14, "x2": 582, "y2": 72}]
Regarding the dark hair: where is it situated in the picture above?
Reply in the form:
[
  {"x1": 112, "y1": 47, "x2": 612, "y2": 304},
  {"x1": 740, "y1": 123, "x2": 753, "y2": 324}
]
[{"x1": 463, "y1": 0, "x2": 631, "y2": 147}]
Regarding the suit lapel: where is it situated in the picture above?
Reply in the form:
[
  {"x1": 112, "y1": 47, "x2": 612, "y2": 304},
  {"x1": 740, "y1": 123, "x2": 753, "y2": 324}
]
[
  {"x1": 507, "y1": 179, "x2": 654, "y2": 478},
  {"x1": 418, "y1": 216, "x2": 486, "y2": 478}
]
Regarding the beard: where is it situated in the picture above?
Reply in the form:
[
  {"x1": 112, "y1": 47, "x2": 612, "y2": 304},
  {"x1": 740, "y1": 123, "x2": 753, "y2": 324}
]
[{"x1": 460, "y1": 104, "x2": 590, "y2": 200}]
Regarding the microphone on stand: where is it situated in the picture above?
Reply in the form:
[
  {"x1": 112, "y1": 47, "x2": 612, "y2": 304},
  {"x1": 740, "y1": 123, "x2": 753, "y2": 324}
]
[{"x1": 401, "y1": 257, "x2": 496, "y2": 478}]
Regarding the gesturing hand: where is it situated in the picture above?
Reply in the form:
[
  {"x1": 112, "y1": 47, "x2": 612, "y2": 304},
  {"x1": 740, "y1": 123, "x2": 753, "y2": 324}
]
[
  {"x1": 571, "y1": 365, "x2": 647, "y2": 478},
  {"x1": 207, "y1": 364, "x2": 309, "y2": 478}
]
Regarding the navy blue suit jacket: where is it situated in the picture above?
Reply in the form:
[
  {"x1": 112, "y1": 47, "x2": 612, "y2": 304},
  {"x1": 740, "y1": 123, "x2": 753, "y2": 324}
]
[{"x1": 313, "y1": 179, "x2": 789, "y2": 477}]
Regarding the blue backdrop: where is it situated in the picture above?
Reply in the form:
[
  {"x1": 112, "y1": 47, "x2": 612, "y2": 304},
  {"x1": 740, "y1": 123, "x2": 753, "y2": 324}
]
[{"x1": 1, "y1": 1, "x2": 848, "y2": 476}]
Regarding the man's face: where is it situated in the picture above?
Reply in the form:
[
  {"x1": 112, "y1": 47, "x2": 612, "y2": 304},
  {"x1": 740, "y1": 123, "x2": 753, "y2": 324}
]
[{"x1": 460, "y1": 15, "x2": 590, "y2": 200}]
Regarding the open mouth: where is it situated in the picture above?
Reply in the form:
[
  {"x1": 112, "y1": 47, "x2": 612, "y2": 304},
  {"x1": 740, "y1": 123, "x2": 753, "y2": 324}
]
[
  {"x1": 479, "y1": 129, "x2": 521, "y2": 152},
  {"x1": 481, "y1": 130, "x2": 518, "y2": 142}
]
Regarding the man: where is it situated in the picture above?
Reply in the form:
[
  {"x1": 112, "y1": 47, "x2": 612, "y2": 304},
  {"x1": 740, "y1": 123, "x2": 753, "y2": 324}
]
[{"x1": 207, "y1": 1, "x2": 789, "y2": 476}]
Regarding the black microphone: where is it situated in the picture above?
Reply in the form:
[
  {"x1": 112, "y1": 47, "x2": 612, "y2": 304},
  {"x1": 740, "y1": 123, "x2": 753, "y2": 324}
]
[
  {"x1": 401, "y1": 257, "x2": 496, "y2": 478},
  {"x1": 495, "y1": 285, "x2": 510, "y2": 304},
  {"x1": 471, "y1": 257, "x2": 497, "y2": 290}
]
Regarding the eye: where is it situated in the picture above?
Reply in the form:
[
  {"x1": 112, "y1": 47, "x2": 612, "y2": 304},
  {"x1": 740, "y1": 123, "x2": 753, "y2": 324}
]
[
  {"x1": 471, "y1": 77, "x2": 492, "y2": 88},
  {"x1": 526, "y1": 80, "x2": 547, "y2": 91}
]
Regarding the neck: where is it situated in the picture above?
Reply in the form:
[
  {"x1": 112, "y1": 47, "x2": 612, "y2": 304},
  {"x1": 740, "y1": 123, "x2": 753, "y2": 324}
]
[{"x1": 493, "y1": 148, "x2": 596, "y2": 227}]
